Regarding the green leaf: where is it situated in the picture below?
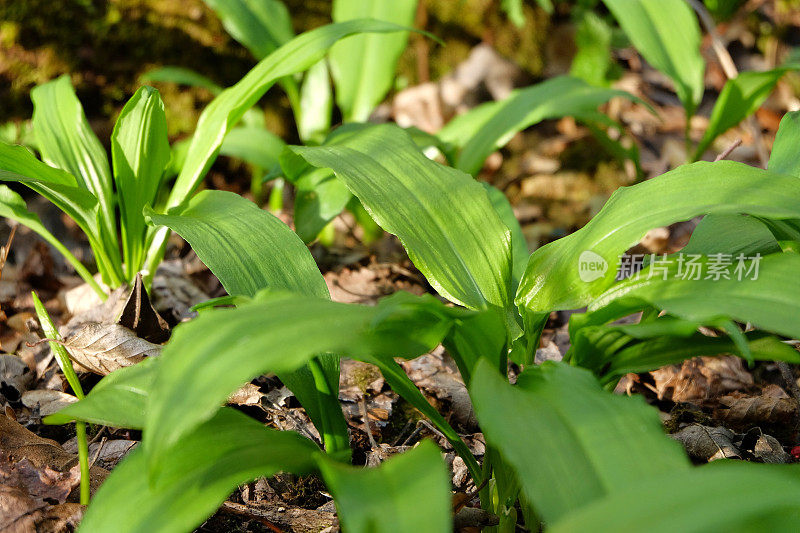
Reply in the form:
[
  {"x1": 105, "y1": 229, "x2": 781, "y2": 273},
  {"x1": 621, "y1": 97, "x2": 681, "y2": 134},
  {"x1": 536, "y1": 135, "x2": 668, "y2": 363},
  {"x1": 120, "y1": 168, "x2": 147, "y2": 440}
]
[
  {"x1": 45, "y1": 358, "x2": 157, "y2": 429},
  {"x1": 112, "y1": 86, "x2": 171, "y2": 279},
  {"x1": 516, "y1": 161, "x2": 800, "y2": 315},
  {"x1": 31, "y1": 76, "x2": 117, "y2": 252},
  {"x1": 483, "y1": 182, "x2": 528, "y2": 290},
  {"x1": 695, "y1": 67, "x2": 796, "y2": 159},
  {"x1": 549, "y1": 463, "x2": 800, "y2": 532},
  {"x1": 602, "y1": 0, "x2": 704, "y2": 116},
  {"x1": 79, "y1": 408, "x2": 319, "y2": 533},
  {"x1": 588, "y1": 253, "x2": 800, "y2": 341},
  {"x1": 146, "y1": 190, "x2": 328, "y2": 299},
  {"x1": 144, "y1": 291, "x2": 467, "y2": 479},
  {"x1": 167, "y1": 19, "x2": 416, "y2": 210},
  {"x1": 203, "y1": 0, "x2": 294, "y2": 59},
  {"x1": 219, "y1": 126, "x2": 286, "y2": 170},
  {"x1": 0, "y1": 185, "x2": 101, "y2": 295},
  {"x1": 501, "y1": 0, "x2": 525, "y2": 26},
  {"x1": 140, "y1": 67, "x2": 223, "y2": 95},
  {"x1": 293, "y1": 167, "x2": 353, "y2": 243},
  {"x1": 297, "y1": 59, "x2": 333, "y2": 143},
  {"x1": 471, "y1": 360, "x2": 689, "y2": 524},
  {"x1": 438, "y1": 76, "x2": 639, "y2": 175},
  {"x1": 292, "y1": 124, "x2": 514, "y2": 315},
  {"x1": 329, "y1": 0, "x2": 418, "y2": 122},
  {"x1": 769, "y1": 110, "x2": 800, "y2": 177},
  {"x1": 681, "y1": 214, "x2": 781, "y2": 256},
  {"x1": 318, "y1": 441, "x2": 452, "y2": 533}
]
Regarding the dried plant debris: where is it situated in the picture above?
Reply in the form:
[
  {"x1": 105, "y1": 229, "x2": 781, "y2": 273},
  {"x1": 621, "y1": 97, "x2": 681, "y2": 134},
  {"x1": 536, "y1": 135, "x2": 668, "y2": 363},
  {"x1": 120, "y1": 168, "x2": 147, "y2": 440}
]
[
  {"x1": 116, "y1": 273, "x2": 170, "y2": 343},
  {"x1": 672, "y1": 424, "x2": 792, "y2": 464},
  {"x1": 649, "y1": 356, "x2": 753, "y2": 402},
  {"x1": 0, "y1": 355, "x2": 34, "y2": 404},
  {"x1": 0, "y1": 455, "x2": 84, "y2": 533},
  {"x1": 20, "y1": 390, "x2": 77, "y2": 417}
]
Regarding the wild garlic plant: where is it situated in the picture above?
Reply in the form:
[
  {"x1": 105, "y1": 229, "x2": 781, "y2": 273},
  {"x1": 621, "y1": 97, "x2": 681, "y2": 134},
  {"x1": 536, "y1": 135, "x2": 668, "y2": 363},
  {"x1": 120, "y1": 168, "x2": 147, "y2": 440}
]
[{"x1": 48, "y1": 112, "x2": 800, "y2": 531}]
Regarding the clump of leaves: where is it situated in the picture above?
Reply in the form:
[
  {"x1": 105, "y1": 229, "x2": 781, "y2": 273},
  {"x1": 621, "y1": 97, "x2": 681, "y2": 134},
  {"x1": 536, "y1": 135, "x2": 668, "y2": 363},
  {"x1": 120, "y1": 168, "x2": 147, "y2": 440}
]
[{"x1": 46, "y1": 109, "x2": 800, "y2": 531}]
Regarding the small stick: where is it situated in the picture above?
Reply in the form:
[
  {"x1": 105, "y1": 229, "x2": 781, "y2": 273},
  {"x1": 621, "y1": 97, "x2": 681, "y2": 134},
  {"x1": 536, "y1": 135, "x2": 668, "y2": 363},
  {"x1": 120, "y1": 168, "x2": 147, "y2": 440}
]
[
  {"x1": 359, "y1": 396, "x2": 377, "y2": 449},
  {"x1": 0, "y1": 224, "x2": 17, "y2": 276},
  {"x1": 714, "y1": 138, "x2": 742, "y2": 161}
]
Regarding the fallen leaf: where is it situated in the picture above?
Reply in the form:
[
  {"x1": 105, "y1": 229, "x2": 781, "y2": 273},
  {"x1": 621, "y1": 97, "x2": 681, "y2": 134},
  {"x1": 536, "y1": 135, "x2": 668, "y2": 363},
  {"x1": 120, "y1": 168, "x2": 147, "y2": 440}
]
[
  {"x1": 650, "y1": 356, "x2": 753, "y2": 402},
  {"x1": 0, "y1": 355, "x2": 33, "y2": 403},
  {"x1": 740, "y1": 427, "x2": 792, "y2": 464},
  {"x1": 715, "y1": 392, "x2": 798, "y2": 442},
  {"x1": 0, "y1": 455, "x2": 84, "y2": 532},
  {"x1": 117, "y1": 273, "x2": 169, "y2": 343},
  {"x1": 671, "y1": 424, "x2": 741, "y2": 462},
  {"x1": 0, "y1": 415, "x2": 107, "y2": 496},
  {"x1": 21, "y1": 390, "x2": 77, "y2": 417},
  {"x1": 227, "y1": 383, "x2": 264, "y2": 406},
  {"x1": 53, "y1": 322, "x2": 162, "y2": 375}
]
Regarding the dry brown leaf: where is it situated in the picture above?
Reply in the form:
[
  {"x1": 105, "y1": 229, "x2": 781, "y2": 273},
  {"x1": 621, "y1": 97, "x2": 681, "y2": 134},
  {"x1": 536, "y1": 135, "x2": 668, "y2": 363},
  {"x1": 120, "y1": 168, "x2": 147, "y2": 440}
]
[
  {"x1": 671, "y1": 425, "x2": 740, "y2": 462},
  {"x1": 0, "y1": 455, "x2": 84, "y2": 532},
  {"x1": 0, "y1": 415, "x2": 107, "y2": 496},
  {"x1": 55, "y1": 322, "x2": 162, "y2": 375},
  {"x1": 0, "y1": 355, "x2": 34, "y2": 403},
  {"x1": 21, "y1": 390, "x2": 77, "y2": 417},
  {"x1": 650, "y1": 356, "x2": 753, "y2": 402},
  {"x1": 117, "y1": 273, "x2": 169, "y2": 343},
  {"x1": 716, "y1": 392, "x2": 797, "y2": 438},
  {"x1": 227, "y1": 383, "x2": 264, "y2": 406}
]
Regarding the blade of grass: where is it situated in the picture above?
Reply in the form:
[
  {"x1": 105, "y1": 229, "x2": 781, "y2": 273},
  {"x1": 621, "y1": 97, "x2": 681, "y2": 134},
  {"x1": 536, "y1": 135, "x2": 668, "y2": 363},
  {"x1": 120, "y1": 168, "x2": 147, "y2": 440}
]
[{"x1": 32, "y1": 292, "x2": 89, "y2": 505}]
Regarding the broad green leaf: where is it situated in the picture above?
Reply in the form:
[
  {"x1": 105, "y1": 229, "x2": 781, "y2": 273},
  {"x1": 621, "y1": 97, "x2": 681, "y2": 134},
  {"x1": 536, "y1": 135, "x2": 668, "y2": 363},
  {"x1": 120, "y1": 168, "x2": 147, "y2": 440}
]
[
  {"x1": 516, "y1": 161, "x2": 800, "y2": 315},
  {"x1": 80, "y1": 408, "x2": 318, "y2": 533},
  {"x1": 219, "y1": 126, "x2": 285, "y2": 170},
  {"x1": 769, "y1": 110, "x2": 800, "y2": 177},
  {"x1": 472, "y1": 361, "x2": 688, "y2": 524},
  {"x1": 318, "y1": 441, "x2": 451, "y2": 533},
  {"x1": 112, "y1": 86, "x2": 171, "y2": 279},
  {"x1": 329, "y1": 0, "x2": 418, "y2": 122},
  {"x1": 602, "y1": 0, "x2": 704, "y2": 116},
  {"x1": 144, "y1": 291, "x2": 469, "y2": 478},
  {"x1": 695, "y1": 67, "x2": 797, "y2": 159},
  {"x1": 438, "y1": 76, "x2": 639, "y2": 175},
  {"x1": 0, "y1": 143, "x2": 122, "y2": 284},
  {"x1": 204, "y1": 0, "x2": 294, "y2": 59},
  {"x1": 140, "y1": 67, "x2": 223, "y2": 95},
  {"x1": 501, "y1": 0, "x2": 525, "y2": 26},
  {"x1": 167, "y1": 19, "x2": 416, "y2": 209},
  {"x1": 0, "y1": 185, "x2": 100, "y2": 294},
  {"x1": 297, "y1": 59, "x2": 333, "y2": 143},
  {"x1": 588, "y1": 253, "x2": 800, "y2": 341},
  {"x1": 146, "y1": 190, "x2": 328, "y2": 299},
  {"x1": 45, "y1": 358, "x2": 157, "y2": 429},
  {"x1": 31, "y1": 76, "x2": 117, "y2": 247},
  {"x1": 146, "y1": 189, "x2": 347, "y2": 457},
  {"x1": 292, "y1": 124, "x2": 513, "y2": 314},
  {"x1": 483, "y1": 182, "x2": 528, "y2": 290},
  {"x1": 550, "y1": 463, "x2": 800, "y2": 532}
]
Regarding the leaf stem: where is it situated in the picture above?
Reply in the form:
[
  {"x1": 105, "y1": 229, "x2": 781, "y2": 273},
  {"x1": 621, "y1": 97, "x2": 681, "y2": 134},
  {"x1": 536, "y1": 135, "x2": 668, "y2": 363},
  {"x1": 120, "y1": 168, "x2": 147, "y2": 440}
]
[{"x1": 32, "y1": 292, "x2": 90, "y2": 505}]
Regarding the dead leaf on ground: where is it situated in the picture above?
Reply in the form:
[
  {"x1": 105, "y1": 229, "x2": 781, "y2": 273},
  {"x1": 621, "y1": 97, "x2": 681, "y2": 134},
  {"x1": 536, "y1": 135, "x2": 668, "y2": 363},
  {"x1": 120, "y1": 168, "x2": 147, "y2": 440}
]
[
  {"x1": 650, "y1": 356, "x2": 753, "y2": 402},
  {"x1": 671, "y1": 424, "x2": 741, "y2": 462},
  {"x1": 21, "y1": 390, "x2": 77, "y2": 417},
  {"x1": 117, "y1": 273, "x2": 169, "y2": 343},
  {"x1": 150, "y1": 260, "x2": 210, "y2": 323},
  {"x1": 740, "y1": 427, "x2": 792, "y2": 464},
  {"x1": 48, "y1": 322, "x2": 162, "y2": 375},
  {"x1": 0, "y1": 355, "x2": 33, "y2": 403},
  {"x1": 227, "y1": 383, "x2": 264, "y2": 406},
  {"x1": 0, "y1": 455, "x2": 84, "y2": 533},
  {"x1": 0, "y1": 415, "x2": 107, "y2": 496},
  {"x1": 715, "y1": 391, "x2": 798, "y2": 442}
]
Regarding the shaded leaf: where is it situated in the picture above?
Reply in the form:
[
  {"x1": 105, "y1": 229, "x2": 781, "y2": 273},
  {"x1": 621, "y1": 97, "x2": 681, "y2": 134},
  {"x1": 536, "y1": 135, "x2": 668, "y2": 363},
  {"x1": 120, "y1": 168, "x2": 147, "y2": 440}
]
[
  {"x1": 79, "y1": 408, "x2": 319, "y2": 533},
  {"x1": 203, "y1": 0, "x2": 294, "y2": 59},
  {"x1": 602, "y1": 0, "x2": 704, "y2": 116},
  {"x1": 219, "y1": 126, "x2": 285, "y2": 170},
  {"x1": 140, "y1": 66, "x2": 222, "y2": 94},
  {"x1": 769, "y1": 110, "x2": 800, "y2": 177},
  {"x1": 471, "y1": 361, "x2": 688, "y2": 524},
  {"x1": 318, "y1": 441, "x2": 451, "y2": 533},
  {"x1": 695, "y1": 67, "x2": 797, "y2": 159}
]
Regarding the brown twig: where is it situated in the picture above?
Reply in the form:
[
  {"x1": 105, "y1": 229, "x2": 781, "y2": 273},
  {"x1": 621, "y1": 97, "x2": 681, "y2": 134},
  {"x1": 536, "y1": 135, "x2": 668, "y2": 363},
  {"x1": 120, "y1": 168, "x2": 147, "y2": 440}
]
[
  {"x1": 686, "y1": 0, "x2": 768, "y2": 167},
  {"x1": 714, "y1": 138, "x2": 742, "y2": 161}
]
